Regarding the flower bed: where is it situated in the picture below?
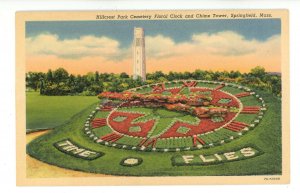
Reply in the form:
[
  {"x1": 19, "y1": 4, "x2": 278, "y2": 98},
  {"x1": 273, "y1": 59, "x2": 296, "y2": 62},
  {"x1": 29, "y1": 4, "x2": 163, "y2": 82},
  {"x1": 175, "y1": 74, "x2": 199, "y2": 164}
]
[
  {"x1": 108, "y1": 111, "x2": 156, "y2": 137},
  {"x1": 152, "y1": 84, "x2": 165, "y2": 93},
  {"x1": 91, "y1": 118, "x2": 107, "y2": 128},
  {"x1": 210, "y1": 90, "x2": 239, "y2": 108},
  {"x1": 85, "y1": 80, "x2": 266, "y2": 152},
  {"x1": 101, "y1": 106, "x2": 113, "y2": 111},
  {"x1": 241, "y1": 106, "x2": 261, "y2": 114},
  {"x1": 139, "y1": 138, "x2": 157, "y2": 148},
  {"x1": 214, "y1": 84, "x2": 225, "y2": 90},
  {"x1": 183, "y1": 81, "x2": 197, "y2": 87},
  {"x1": 193, "y1": 135, "x2": 206, "y2": 146},
  {"x1": 235, "y1": 92, "x2": 251, "y2": 98},
  {"x1": 160, "y1": 112, "x2": 237, "y2": 138},
  {"x1": 224, "y1": 121, "x2": 249, "y2": 132},
  {"x1": 168, "y1": 88, "x2": 182, "y2": 94},
  {"x1": 100, "y1": 132, "x2": 123, "y2": 142}
]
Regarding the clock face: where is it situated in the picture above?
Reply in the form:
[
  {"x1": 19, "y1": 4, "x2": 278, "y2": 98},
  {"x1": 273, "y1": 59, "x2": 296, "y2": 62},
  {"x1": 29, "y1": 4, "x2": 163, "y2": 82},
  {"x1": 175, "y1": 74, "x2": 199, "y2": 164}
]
[{"x1": 85, "y1": 80, "x2": 266, "y2": 152}]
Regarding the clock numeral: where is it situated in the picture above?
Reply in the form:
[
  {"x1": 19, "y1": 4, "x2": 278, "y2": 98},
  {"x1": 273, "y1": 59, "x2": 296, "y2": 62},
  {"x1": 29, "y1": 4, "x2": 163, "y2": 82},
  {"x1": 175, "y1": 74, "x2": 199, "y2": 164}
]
[
  {"x1": 241, "y1": 106, "x2": 261, "y2": 114},
  {"x1": 100, "y1": 133, "x2": 123, "y2": 142},
  {"x1": 91, "y1": 118, "x2": 107, "y2": 128},
  {"x1": 224, "y1": 121, "x2": 248, "y2": 132},
  {"x1": 235, "y1": 92, "x2": 251, "y2": 98},
  {"x1": 214, "y1": 84, "x2": 225, "y2": 90},
  {"x1": 193, "y1": 135, "x2": 206, "y2": 146},
  {"x1": 101, "y1": 106, "x2": 113, "y2": 111},
  {"x1": 138, "y1": 138, "x2": 157, "y2": 148},
  {"x1": 183, "y1": 81, "x2": 197, "y2": 87}
]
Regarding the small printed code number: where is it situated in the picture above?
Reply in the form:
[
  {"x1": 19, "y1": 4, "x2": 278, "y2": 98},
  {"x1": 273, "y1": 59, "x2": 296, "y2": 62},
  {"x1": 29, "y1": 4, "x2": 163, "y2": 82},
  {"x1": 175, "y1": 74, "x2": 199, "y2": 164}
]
[{"x1": 264, "y1": 177, "x2": 280, "y2": 181}]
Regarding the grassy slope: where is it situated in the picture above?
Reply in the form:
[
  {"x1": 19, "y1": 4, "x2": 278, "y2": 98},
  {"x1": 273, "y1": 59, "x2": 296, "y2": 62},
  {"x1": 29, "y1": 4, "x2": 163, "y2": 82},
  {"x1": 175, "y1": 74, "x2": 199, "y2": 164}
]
[
  {"x1": 26, "y1": 92, "x2": 98, "y2": 130},
  {"x1": 27, "y1": 89, "x2": 282, "y2": 176}
]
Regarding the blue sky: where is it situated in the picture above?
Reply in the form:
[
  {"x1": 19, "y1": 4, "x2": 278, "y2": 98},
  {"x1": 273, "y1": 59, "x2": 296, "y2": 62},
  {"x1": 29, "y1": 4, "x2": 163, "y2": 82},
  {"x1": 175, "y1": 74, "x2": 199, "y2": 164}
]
[
  {"x1": 26, "y1": 19, "x2": 281, "y2": 48},
  {"x1": 26, "y1": 19, "x2": 282, "y2": 74}
]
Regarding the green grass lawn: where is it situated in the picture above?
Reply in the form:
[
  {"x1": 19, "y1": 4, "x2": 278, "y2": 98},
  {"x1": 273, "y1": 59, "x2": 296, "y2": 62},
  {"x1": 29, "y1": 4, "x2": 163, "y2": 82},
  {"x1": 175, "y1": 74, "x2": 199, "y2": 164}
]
[
  {"x1": 27, "y1": 89, "x2": 282, "y2": 176},
  {"x1": 26, "y1": 92, "x2": 98, "y2": 131}
]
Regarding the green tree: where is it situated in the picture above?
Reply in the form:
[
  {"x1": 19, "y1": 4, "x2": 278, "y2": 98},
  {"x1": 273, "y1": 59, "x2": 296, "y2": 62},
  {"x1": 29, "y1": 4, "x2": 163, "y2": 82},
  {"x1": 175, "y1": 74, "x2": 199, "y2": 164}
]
[
  {"x1": 46, "y1": 69, "x2": 53, "y2": 83},
  {"x1": 53, "y1": 68, "x2": 69, "y2": 83},
  {"x1": 26, "y1": 72, "x2": 44, "y2": 91},
  {"x1": 95, "y1": 71, "x2": 100, "y2": 82},
  {"x1": 250, "y1": 66, "x2": 266, "y2": 78},
  {"x1": 120, "y1": 72, "x2": 129, "y2": 79}
]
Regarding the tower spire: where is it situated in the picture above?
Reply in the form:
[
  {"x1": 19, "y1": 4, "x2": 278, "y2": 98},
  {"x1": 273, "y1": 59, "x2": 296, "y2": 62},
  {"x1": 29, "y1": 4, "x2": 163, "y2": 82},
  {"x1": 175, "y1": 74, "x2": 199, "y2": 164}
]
[{"x1": 133, "y1": 27, "x2": 146, "y2": 81}]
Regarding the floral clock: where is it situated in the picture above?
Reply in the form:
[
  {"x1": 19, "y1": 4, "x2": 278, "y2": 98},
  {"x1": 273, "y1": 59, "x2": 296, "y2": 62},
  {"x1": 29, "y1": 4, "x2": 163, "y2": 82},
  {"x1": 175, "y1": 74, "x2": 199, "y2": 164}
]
[{"x1": 84, "y1": 80, "x2": 266, "y2": 152}]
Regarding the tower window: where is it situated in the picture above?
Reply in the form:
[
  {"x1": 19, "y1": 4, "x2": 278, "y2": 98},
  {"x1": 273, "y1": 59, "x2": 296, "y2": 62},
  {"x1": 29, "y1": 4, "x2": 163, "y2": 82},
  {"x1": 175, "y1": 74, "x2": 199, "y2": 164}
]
[{"x1": 136, "y1": 38, "x2": 141, "y2": 46}]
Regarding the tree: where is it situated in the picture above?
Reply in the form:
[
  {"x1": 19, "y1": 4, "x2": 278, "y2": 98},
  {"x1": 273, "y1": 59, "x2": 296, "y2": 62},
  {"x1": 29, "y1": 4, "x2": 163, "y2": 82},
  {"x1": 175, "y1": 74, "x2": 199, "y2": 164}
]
[
  {"x1": 89, "y1": 83, "x2": 104, "y2": 95},
  {"x1": 46, "y1": 69, "x2": 53, "y2": 82},
  {"x1": 26, "y1": 72, "x2": 44, "y2": 91},
  {"x1": 204, "y1": 74, "x2": 212, "y2": 81},
  {"x1": 26, "y1": 66, "x2": 281, "y2": 97},
  {"x1": 193, "y1": 69, "x2": 205, "y2": 80},
  {"x1": 120, "y1": 72, "x2": 129, "y2": 79},
  {"x1": 95, "y1": 71, "x2": 100, "y2": 82},
  {"x1": 86, "y1": 72, "x2": 95, "y2": 82},
  {"x1": 53, "y1": 68, "x2": 69, "y2": 83},
  {"x1": 167, "y1": 71, "x2": 174, "y2": 80},
  {"x1": 151, "y1": 71, "x2": 165, "y2": 80},
  {"x1": 250, "y1": 66, "x2": 266, "y2": 78},
  {"x1": 39, "y1": 78, "x2": 45, "y2": 95},
  {"x1": 228, "y1": 70, "x2": 241, "y2": 79}
]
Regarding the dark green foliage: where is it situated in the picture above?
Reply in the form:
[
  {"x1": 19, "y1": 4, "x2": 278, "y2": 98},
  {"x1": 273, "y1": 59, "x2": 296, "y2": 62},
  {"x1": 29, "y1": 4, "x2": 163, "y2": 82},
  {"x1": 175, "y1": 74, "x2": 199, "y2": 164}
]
[{"x1": 26, "y1": 66, "x2": 281, "y2": 96}]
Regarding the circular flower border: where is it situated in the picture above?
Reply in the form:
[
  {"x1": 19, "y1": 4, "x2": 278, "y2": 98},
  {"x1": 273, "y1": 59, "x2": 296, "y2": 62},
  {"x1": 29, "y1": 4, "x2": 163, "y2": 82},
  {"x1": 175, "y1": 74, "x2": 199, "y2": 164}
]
[{"x1": 83, "y1": 80, "x2": 267, "y2": 152}]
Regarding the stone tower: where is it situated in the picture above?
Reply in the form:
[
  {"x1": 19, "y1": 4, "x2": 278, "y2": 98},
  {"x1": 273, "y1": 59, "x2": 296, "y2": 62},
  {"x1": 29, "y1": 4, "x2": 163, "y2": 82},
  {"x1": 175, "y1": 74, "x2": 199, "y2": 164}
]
[{"x1": 133, "y1": 27, "x2": 146, "y2": 81}]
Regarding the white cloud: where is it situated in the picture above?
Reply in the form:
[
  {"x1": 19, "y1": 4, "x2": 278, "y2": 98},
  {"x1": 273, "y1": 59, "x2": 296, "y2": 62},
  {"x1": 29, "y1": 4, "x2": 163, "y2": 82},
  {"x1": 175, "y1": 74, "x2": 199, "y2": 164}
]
[
  {"x1": 145, "y1": 35, "x2": 176, "y2": 58},
  {"x1": 26, "y1": 33, "x2": 129, "y2": 60},
  {"x1": 26, "y1": 31, "x2": 280, "y2": 60},
  {"x1": 191, "y1": 31, "x2": 257, "y2": 56},
  {"x1": 145, "y1": 31, "x2": 280, "y2": 58}
]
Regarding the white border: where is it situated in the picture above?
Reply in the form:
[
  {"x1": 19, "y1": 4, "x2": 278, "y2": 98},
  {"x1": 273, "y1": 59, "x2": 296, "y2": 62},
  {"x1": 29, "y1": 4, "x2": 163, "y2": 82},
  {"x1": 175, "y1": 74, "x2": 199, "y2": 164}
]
[{"x1": 1, "y1": 0, "x2": 299, "y2": 192}]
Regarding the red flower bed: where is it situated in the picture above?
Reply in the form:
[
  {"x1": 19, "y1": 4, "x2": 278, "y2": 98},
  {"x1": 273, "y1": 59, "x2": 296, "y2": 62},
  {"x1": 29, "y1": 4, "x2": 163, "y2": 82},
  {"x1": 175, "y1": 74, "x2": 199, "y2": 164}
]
[
  {"x1": 168, "y1": 88, "x2": 181, "y2": 94},
  {"x1": 100, "y1": 132, "x2": 123, "y2": 142},
  {"x1": 101, "y1": 106, "x2": 113, "y2": 111},
  {"x1": 152, "y1": 84, "x2": 165, "y2": 93},
  {"x1": 91, "y1": 118, "x2": 107, "y2": 128},
  {"x1": 190, "y1": 87, "x2": 211, "y2": 92},
  {"x1": 99, "y1": 91, "x2": 142, "y2": 101},
  {"x1": 139, "y1": 138, "x2": 157, "y2": 148},
  {"x1": 241, "y1": 106, "x2": 260, "y2": 114},
  {"x1": 214, "y1": 84, "x2": 225, "y2": 90},
  {"x1": 160, "y1": 112, "x2": 237, "y2": 138},
  {"x1": 224, "y1": 121, "x2": 248, "y2": 132},
  {"x1": 210, "y1": 90, "x2": 240, "y2": 108},
  {"x1": 235, "y1": 92, "x2": 251, "y2": 98},
  {"x1": 108, "y1": 111, "x2": 156, "y2": 137},
  {"x1": 193, "y1": 135, "x2": 206, "y2": 146},
  {"x1": 120, "y1": 101, "x2": 144, "y2": 108},
  {"x1": 183, "y1": 81, "x2": 197, "y2": 87}
]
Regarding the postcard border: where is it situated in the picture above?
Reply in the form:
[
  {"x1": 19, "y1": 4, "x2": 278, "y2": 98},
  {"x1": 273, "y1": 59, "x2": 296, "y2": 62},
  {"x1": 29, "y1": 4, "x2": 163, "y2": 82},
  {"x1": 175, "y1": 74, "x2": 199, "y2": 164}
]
[{"x1": 16, "y1": 9, "x2": 290, "y2": 185}]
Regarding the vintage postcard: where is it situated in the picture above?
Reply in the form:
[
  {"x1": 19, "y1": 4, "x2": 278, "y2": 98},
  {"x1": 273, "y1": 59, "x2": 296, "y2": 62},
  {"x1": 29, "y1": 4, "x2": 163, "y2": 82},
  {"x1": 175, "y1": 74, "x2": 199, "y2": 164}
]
[{"x1": 16, "y1": 10, "x2": 289, "y2": 185}]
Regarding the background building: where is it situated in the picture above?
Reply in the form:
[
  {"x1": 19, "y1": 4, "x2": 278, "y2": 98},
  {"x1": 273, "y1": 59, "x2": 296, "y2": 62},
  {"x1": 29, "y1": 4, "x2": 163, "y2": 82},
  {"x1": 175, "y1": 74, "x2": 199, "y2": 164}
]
[{"x1": 133, "y1": 27, "x2": 146, "y2": 81}]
